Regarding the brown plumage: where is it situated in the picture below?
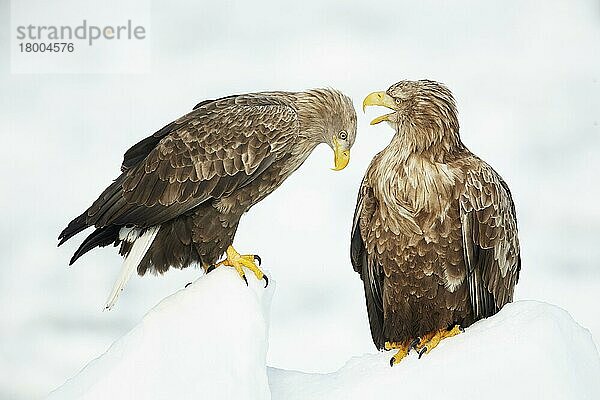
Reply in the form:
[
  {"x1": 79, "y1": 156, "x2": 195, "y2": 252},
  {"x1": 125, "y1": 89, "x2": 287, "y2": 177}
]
[
  {"x1": 353, "y1": 80, "x2": 520, "y2": 357},
  {"x1": 59, "y1": 88, "x2": 356, "y2": 306}
]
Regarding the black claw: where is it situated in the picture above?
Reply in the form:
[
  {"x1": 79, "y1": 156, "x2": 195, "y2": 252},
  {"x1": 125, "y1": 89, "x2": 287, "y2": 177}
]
[
  {"x1": 418, "y1": 347, "x2": 427, "y2": 359},
  {"x1": 184, "y1": 282, "x2": 192, "y2": 288},
  {"x1": 242, "y1": 274, "x2": 248, "y2": 286},
  {"x1": 254, "y1": 255, "x2": 262, "y2": 266},
  {"x1": 263, "y1": 274, "x2": 269, "y2": 288},
  {"x1": 409, "y1": 338, "x2": 421, "y2": 352},
  {"x1": 389, "y1": 357, "x2": 395, "y2": 367},
  {"x1": 459, "y1": 326, "x2": 465, "y2": 333},
  {"x1": 206, "y1": 265, "x2": 215, "y2": 273}
]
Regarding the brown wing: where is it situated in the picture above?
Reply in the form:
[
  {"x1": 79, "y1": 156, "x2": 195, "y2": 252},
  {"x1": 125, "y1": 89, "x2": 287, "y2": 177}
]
[
  {"x1": 459, "y1": 158, "x2": 521, "y2": 319},
  {"x1": 92, "y1": 96, "x2": 296, "y2": 227},
  {"x1": 351, "y1": 163, "x2": 386, "y2": 350},
  {"x1": 59, "y1": 94, "x2": 298, "y2": 253}
]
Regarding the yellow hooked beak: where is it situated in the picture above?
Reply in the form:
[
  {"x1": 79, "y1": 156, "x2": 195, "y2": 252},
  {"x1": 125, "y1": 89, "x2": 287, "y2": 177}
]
[
  {"x1": 362, "y1": 91, "x2": 397, "y2": 125},
  {"x1": 332, "y1": 137, "x2": 350, "y2": 171}
]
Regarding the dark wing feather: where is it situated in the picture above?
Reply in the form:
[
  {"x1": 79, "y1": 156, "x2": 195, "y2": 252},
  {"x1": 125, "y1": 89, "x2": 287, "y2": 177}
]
[
  {"x1": 121, "y1": 121, "x2": 177, "y2": 172},
  {"x1": 351, "y1": 175, "x2": 385, "y2": 350},
  {"x1": 120, "y1": 94, "x2": 241, "y2": 173},
  {"x1": 460, "y1": 159, "x2": 521, "y2": 320},
  {"x1": 59, "y1": 94, "x2": 298, "y2": 245}
]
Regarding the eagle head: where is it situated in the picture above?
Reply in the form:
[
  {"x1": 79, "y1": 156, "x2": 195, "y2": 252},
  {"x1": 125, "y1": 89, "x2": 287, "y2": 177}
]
[
  {"x1": 362, "y1": 80, "x2": 460, "y2": 153},
  {"x1": 299, "y1": 88, "x2": 357, "y2": 170},
  {"x1": 328, "y1": 93, "x2": 357, "y2": 171}
]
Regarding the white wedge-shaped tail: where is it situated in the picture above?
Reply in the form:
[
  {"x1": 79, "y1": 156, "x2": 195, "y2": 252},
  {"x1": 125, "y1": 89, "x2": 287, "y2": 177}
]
[{"x1": 104, "y1": 226, "x2": 160, "y2": 311}]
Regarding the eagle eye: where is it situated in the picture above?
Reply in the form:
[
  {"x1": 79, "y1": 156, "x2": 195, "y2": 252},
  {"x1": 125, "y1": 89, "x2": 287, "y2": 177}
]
[{"x1": 339, "y1": 131, "x2": 348, "y2": 140}]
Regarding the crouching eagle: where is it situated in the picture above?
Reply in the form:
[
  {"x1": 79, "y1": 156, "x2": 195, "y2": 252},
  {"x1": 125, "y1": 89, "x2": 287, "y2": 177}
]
[
  {"x1": 353, "y1": 80, "x2": 520, "y2": 365},
  {"x1": 59, "y1": 89, "x2": 356, "y2": 309}
]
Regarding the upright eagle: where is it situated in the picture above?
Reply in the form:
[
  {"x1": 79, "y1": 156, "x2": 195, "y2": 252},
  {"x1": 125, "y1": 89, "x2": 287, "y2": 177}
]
[
  {"x1": 59, "y1": 89, "x2": 356, "y2": 309},
  {"x1": 353, "y1": 80, "x2": 520, "y2": 365}
]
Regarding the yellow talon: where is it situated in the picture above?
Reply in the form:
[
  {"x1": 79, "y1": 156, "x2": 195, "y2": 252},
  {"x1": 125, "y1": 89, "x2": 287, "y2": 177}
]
[
  {"x1": 239, "y1": 255, "x2": 264, "y2": 280},
  {"x1": 214, "y1": 245, "x2": 267, "y2": 286},
  {"x1": 415, "y1": 325, "x2": 462, "y2": 358},
  {"x1": 385, "y1": 340, "x2": 411, "y2": 366}
]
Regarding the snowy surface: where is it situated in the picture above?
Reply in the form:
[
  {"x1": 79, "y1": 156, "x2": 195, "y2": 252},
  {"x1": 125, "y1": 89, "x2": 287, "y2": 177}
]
[
  {"x1": 270, "y1": 301, "x2": 600, "y2": 400},
  {"x1": 47, "y1": 267, "x2": 273, "y2": 400},
  {"x1": 48, "y1": 268, "x2": 600, "y2": 400}
]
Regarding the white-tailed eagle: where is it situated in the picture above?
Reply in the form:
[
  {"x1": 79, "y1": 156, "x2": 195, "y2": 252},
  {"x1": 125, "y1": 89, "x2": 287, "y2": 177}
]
[
  {"x1": 353, "y1": 80, "x2": 520, "y2": 365},
  {"x1": 60, "y1": 89, "x2": 356, "y2": 309}
]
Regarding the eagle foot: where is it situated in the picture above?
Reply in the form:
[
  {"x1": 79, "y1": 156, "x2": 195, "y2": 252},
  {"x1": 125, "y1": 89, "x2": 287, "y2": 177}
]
[
  {"x1": 215, "y1": 245, "x2": 268, "y2": 287},
  {"x1": 414, "y1": 325, "x2": 463, "y2": 358},
  {"x1": 385, "y1": 340, "x2": 411, "y2": 366}
]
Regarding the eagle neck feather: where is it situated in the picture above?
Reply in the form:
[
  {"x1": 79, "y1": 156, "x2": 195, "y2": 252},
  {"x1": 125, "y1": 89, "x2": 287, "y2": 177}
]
[{"x1": 373, "y1": 125, "x2": 463, "y2": 234}]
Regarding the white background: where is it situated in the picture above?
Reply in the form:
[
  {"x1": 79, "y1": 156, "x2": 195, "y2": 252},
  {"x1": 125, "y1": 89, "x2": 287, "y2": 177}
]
[{"x1": 1, "y1": 0, "x2": 599, "y2": 398}]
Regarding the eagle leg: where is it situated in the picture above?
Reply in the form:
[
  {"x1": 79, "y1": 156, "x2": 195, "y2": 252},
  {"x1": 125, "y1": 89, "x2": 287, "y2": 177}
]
[
  {"x1": 385, "y1": 340, "x2": 412, "y2": 366},
  {"x1": 415, "y1": 325, "x2": 463, "y2": 358},
  {"x1": 214, "y1": 245, "x2": 268, "y2": 287}
]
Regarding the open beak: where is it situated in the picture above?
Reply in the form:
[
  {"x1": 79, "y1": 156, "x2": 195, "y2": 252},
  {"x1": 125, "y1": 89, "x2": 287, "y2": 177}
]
[
  {"x1": 362, "y1": 91, "x2": 397, "y2": 125},
  {"x1": 332, "y1": 137, "x2": 350, "y2": 171}
]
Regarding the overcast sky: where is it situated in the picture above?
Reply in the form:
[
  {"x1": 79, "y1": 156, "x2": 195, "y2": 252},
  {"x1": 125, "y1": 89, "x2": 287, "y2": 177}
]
[{"x1": 1, "y1": 0, "x2": 599, "y2": 398}]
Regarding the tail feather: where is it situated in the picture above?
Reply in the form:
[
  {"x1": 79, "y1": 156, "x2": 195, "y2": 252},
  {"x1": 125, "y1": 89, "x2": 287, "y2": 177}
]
[{"x1": 104, "y1": 226, "x2": 160, "y2": 311}]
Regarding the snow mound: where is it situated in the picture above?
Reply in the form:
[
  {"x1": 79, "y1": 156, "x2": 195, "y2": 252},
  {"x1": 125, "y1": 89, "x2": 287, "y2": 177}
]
[
  {"x1": 48, "y1": 267, "x2": 600, "y2": 400},
  {"x1": 269, "y1": 301, "x2": 600, "y2": 400},
  {"x1": 47, "y1": 267, "x2": 274, "y2": 400}
]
